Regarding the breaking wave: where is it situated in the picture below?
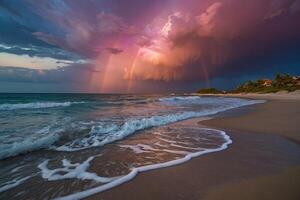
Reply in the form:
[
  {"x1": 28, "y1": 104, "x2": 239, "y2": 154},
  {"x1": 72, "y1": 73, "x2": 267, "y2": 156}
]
[
  {"x1": 55, "y1": 98, "x2": 264, "y2": 152},
  {"x1": 53, "y1": 128, "x2": 232, "y2": 200},
  {"x1": 0, "y1": 101, "x2": 85, "y2": 111},
  {"x1": 0, "y1": 96, "x2": 265, "y2": 160},
  {"x1": 159, "y1": 96, "x2": 201, "y2": 101}
]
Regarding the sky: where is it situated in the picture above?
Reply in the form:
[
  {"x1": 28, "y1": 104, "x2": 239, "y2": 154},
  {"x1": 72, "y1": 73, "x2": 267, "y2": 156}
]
[{"x1": 0, "y1": 0, "x2": 300, "y2": 93}]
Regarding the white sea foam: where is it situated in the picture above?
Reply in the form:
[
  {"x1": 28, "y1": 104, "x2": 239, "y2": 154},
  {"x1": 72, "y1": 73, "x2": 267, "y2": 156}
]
[
  {"x1": 0, "y1": 97, "x2": 264, "y2": 160},
  {"x1": 160, "y1": 149, "x2": 190, "y2": 155},
  {"x1": 154, "y1": 142, "x2": 169, "y2": 148},
  {"x1": 120, "y1": 140, "x2": 201, "y2": 154},
  {"x1": 38, "y1": 156, "x2": 116, "y2": 183},
  {"x1": 0, "y1": 128, "x2": 62, "y2": 160},
  {"x1": 169, "y1": 143, "x2": 203, "y2": 151},
  {"x1": 0, "y1": 101, "x2": 84, "y2": 110},
  {"x1": 55, "y1": 97, "x2": 264, "y2": 152},
  {"x1": 119, "y1": 144, "x2": 159, "y2": 154},
  {"x1": 159, "y1": 96, "x2": 201, "y2": 101},
  {"x1": 159, "y1": 96, "x2": 258, "y2": 106},
  {"x1": 0, "y1": 176, "x2": 32, "y2": 193},
  {"x1": 55, "y1": 128, "x2": 232, "y2": 200}
]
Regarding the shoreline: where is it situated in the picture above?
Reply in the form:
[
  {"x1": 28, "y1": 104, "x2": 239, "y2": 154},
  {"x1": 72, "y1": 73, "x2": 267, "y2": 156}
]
[
  {"x1": 193, "y1": 90, "x2": 300, "y2": 101},
  {"x1": 201, "y1": 98, "x2": 300, "y2": 144},
  {"x1": 55, "y1": 127, "x2": 233, "y2": 200},
  {"x1": 88, "y1": 95, "x2": 300, "y2": 200},
  {"x1": 1, "y1": 94, "x2": 299, "y2": 199}
]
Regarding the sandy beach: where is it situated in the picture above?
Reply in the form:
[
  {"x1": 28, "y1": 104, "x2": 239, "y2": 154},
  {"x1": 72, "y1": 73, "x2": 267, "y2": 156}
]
[
  {"x1": 1, "y1": 1, "x2": 300, "y2": 199},
  {"x1": 88, "y1": 94, "x2": 300, "y2": 200}
]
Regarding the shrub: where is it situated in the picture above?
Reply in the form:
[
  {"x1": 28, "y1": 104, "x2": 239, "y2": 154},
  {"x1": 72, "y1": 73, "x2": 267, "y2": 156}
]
[{"x1": 197, "y1": 88, "x2": 221, "y2": 94}]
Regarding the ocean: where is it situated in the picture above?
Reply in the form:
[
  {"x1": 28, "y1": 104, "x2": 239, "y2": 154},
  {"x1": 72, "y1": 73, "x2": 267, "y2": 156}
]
[{"x1": 0, "y1": 94, "x2": 264, "y2": 199}]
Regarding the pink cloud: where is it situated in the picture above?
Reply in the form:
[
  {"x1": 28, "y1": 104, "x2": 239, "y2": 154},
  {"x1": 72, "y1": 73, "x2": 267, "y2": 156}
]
[
  {"x1": 29, "y1": 0, "x2": 300, "y2": 86},
  {"x1": 125, "y1": 0, "x2": 300, "y2": 82}
]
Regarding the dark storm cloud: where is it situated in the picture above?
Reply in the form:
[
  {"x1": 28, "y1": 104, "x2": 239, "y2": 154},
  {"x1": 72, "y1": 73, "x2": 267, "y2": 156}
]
[
  {"x1": 105, "y1": 47, "x2": 123, "y2": 55},
  {"x1": 0, "y1": 0, "x2": 300, "y2": 92},
  {"x1": 0, "y1": 1, "x2": 61, "y2": 47},
  {"x1": 0, "y1": 0, "x2": 165, "y2": 58},
  {"x1": 0, "y1": 44, "x2": 81, "y2": 60},
  {"x1": 126, "y1": 0, "x2": 300, "y2": 83},
  {"x1": 0, "y1": 64, "x2": 97, "y2": 83}
]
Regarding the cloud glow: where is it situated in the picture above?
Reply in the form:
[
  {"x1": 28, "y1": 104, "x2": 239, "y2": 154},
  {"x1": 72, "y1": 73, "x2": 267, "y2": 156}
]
[
  {"x1": 0, "y1": 53, "x2": 73, "y2": 70},
  {"x1": 0, "y1": 0, "x2": 300, "y2": 92}
]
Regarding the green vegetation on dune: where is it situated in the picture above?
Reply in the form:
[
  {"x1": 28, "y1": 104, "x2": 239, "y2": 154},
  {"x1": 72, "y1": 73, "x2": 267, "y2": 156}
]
[
  {"x1": 197, "y1": 88, "x2": 222, "y2": 94},
  {"x1": 234, "y1": 74, "x2": 300, "y2": 93},
  {"x1": 197, "y1": 74, "x2": 300, "y2": 94}
]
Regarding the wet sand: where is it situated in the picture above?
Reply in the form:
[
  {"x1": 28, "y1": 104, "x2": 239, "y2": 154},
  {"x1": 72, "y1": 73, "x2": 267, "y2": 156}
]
[
  {"x1": 203, "y1": 99, "x2": 300, "y2": 144},
  {"x1": 88, "y1": 98, "x2": 300, "y2": 200}
]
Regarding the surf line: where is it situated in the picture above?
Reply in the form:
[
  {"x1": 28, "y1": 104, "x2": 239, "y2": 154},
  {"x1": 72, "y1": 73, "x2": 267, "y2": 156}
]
[{"x1": 55, "y1": 128, "x2": 232, "y2": 200}]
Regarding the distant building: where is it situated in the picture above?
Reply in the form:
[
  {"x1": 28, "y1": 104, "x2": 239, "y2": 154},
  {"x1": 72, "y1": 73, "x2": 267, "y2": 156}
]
[
  {"x1": 295, "y1": 77, "x2": 300, "y2": 86},
  {"x1": 260, "y1": 79, "x2": 273, "y2": 87}
]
